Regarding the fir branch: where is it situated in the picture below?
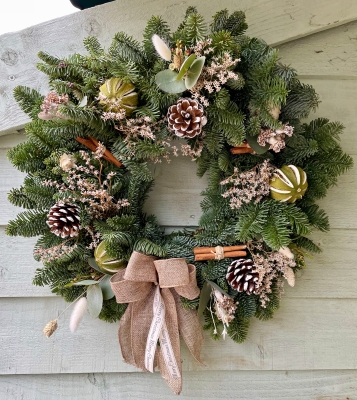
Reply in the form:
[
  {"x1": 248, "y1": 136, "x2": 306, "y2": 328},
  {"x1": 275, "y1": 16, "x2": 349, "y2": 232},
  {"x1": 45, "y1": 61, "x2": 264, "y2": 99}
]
[
  {"x1": 13, "y1": 86, "x2": 44, "y2": 120},
  {"x1": 6, "y1": 210, "x2": 48, "y2": 237}
]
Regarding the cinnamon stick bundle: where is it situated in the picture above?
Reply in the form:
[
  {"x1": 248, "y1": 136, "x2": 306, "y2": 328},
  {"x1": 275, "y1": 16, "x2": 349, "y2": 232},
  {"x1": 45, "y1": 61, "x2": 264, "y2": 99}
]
[
  {"x1": 193, "y1": 245, "x2": 247, "y2": 261},
  {"x1": 76, "y1": 136, "x2": 122, "y2": 167},
  {"x1": 195, "y1": 250, "x2": 247, "y2": 261},
  {"x1": 230, "y1": 141, "x2": 254, "y2": 154}
]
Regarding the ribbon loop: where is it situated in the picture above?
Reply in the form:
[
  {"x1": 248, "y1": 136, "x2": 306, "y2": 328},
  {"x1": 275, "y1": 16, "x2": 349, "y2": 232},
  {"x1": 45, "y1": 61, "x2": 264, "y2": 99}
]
[{"x1": 124, "y1": 251, "x2": 158, "y2": 283}]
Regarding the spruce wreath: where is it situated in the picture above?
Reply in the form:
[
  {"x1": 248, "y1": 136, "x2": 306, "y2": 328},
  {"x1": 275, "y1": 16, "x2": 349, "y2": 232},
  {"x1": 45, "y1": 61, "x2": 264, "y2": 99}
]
[{"x1": 6, "y1": 7, "x2": 353, "y2": 394}]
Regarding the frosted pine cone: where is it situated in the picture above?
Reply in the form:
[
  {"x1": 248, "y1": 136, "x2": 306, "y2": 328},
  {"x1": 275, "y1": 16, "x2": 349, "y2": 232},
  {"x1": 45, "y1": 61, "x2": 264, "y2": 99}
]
[
  {"x1": 167, "y1": 98, "x2": 207, "y2": 138},
  {"x1": 226, "y1": 259, "x2": 260, "y2": 294},
  {"x1": 46, "y1": 202, "x2": 81, "y2": 238}
]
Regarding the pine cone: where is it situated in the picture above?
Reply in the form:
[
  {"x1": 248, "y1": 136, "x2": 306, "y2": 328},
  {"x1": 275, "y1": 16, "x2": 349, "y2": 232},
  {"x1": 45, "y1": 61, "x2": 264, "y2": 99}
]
[
  {"x1": 226, "y1": 259, "x2": 260, "y2": 294},
  {"x1": 46, "y1": 202, "x2": 81, "y2": 238},
  {"x1": 167, "y1": 98, "x2": 206, "y2": 138}
]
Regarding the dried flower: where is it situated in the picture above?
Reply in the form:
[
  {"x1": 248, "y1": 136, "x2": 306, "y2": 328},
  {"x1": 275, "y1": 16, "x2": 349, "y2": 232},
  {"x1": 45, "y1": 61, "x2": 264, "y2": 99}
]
[
  {"x1": 284, "y1": 266, "x2": 295, "y2": 287},
  {"x1": 211, "y1": 289, "x2": 237, "y2": 340},
  {"x1": 69, "y1": 297, "x2": 88, "y2": 333},
  {"x1": 213, "y1": 289, "x2": 237, "y2": 325},
  {"x1": 257, "y1": 124, "x2": 294, "y2": 153},
  {"x1": 59, "y1": 154, "x2": 76, "y2": 171},
  {"x1": 43, "y1": 149, "x2": 129, "y2": 222},
  {"x1": 189, "y1": 52, "x2": 242, "y2": 105},
  {"x1": 43, "y1": 319, "x2": 58, "y2": 338},
  {"x1": 152, "y1": 34, "x2": 172, "y2": 61},
  {"x1": 221, "y1": 160, "x2": 275, "y2": 209},
  {"x1": 278, "y1": 246, "x2": 294, "y2": 260},
  {"x1": 38, "y1": 92, "x2": 69, "y2": 120},
  {"x1": 34, "y1": 238, "x2": 78, "y2": 263},
  {"x1": 57, "y1": 61, "x2": 67, "y2": 68},
  {"x1": 247, "y1": 241, "x2": 296, "y2": 307}
]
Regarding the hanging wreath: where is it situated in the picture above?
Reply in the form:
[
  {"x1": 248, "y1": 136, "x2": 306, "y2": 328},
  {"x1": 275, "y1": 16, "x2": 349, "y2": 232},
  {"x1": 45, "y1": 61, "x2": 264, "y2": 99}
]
[{"x1": 7, "y1": 7, "x2": 353, "y2": 394}]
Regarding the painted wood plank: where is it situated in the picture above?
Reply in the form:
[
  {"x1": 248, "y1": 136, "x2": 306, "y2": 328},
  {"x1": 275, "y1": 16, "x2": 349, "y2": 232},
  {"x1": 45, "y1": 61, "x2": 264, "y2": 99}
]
[
  {"x1": 1, "y1": 370, "x2": 357, "y2": 399},
  {"x1": 1, "y1": 297, "x2": 357, "y2": 374},
  {"x1": 1, "y1": 226, "x2": 356, "y2": 299},
  {"x1": 278, "y1": 20, "x2": 357, "y2": 78},
  {"x1": 2, "y1": 0, "x2": 357, "y2": 135}
]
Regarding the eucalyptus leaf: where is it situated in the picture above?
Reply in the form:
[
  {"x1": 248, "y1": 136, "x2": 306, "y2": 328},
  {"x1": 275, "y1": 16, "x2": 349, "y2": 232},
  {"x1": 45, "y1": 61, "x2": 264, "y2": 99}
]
[
  {"x1": 246, "y1": 134, "x2": 270, "y2": 154},
  {"x1": 176, "y1": 54, "x2": 196, "y2": 81},
  {"x1": 197, "y1": 281, "x2": 212, "y2": 318},
  {"x1": 207, "y1": 280, "x2": 231, "y2": 298},
  {"x1": 88, "y1": 258, "x2": 103, "y2": 273},
  {"x1": 185, "y1": 56, "x2": 205, "y2": 89},
  {"x1": 99, "y1": 275, "x2": 115, "y2": 300},
  {"x1": 72, "y1": 279, "x2": 99, "y2": 286},
  {"x1": 155, "y1": 70, "x2": 186, "y2": 94},
  {"x1": 87, "y1": 284, "x2": 103, "y2": 318}
]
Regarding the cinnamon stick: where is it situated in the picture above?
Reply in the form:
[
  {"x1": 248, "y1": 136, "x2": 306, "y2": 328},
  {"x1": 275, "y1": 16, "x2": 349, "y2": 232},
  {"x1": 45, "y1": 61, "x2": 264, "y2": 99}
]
[
  {"x1": 193, "y1": 245, "x2": 246, "y2": 255},
  {"x1": 194, "y1": 250, "x2": 247, "y2": 262},
  {"x1": 230, "y1": 147, "x2": 254, "y2": 154},
  {"x1": 76, "y1": 136, "x2": 122, "y2": 167}
]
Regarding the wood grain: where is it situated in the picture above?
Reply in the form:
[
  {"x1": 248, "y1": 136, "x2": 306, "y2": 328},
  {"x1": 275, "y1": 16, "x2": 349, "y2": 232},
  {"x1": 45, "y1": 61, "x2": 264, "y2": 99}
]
[
  {"x1": 2, "y1": 0, "x2": 357, "y2": 135},
  {"x1": 278, "y1": 20, "x2": 357, "y2": 78},
  {"x1": 1, "y1": 296, "x2": 357, "y2": 374},
  {"x1": 1, "y1": 370, "x2": 356, "y2": 399}
]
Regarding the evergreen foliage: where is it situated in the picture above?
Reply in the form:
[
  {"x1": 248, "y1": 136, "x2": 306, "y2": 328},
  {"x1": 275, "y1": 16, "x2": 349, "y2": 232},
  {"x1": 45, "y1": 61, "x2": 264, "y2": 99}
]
[{"x1": 7, "y1": 7, "x2": 352, "y2": 343}]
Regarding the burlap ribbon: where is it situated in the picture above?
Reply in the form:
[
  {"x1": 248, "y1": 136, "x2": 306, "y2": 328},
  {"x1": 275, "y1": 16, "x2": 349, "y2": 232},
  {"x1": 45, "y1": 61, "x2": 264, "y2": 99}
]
[{"x1": 110, "y1": 251, "x2": 204, "y2": 395}]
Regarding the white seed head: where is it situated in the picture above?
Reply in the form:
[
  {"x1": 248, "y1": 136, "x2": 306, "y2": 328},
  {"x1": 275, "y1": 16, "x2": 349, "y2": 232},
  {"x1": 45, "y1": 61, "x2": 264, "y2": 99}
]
[{"x1": 152, "y1": 34, "x2": 172, "y2": 61}]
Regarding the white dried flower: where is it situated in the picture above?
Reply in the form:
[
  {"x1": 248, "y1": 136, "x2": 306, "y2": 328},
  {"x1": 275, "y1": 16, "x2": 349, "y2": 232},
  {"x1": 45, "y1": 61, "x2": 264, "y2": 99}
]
[
  {"x1": 69, "y1": 297, "x2": 88, "y2": 333},
  {"x1": 278, "y1": 246, "x2": 294, "y2": 260},
  {"x1": 284, "y1": 266, "x2": 296, "y2": 287},
  {"x1": 152, "y1": 34, "x2": 172, "y2": 61},
  {"x1": 60, "y1": 154, "x2": 76, "y2": 171}
]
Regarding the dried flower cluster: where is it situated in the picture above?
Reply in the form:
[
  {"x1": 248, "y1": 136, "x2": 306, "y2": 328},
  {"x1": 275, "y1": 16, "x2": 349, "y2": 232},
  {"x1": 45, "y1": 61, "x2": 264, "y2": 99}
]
[
  {"x1": 38, "y1": 92, "x2": 69, "y2": 120},
  {"x1": 34, "y1": 238, "x2": 78, "y2": 262},
  {"x1": 181, "y1": 143, "x2": 204, "y2": 160},
  {"x1": 190, "y1": 52, "x2": 241, "y2": 106},
  {"x1": 116, "y1": 116, "x2": 156, "y2": 141},
  {"x1": 114, "y1": 116, "x2": 178, "y2": 163},
  {"x1": 257, "y1": 124, "x2": 294, "y2": 153},
  {"x1": 43, "y1": 148, "x2": 129, "y2": 220},
  {"x1": 247, "y1": 241, "x2": 296, "y2": 307},
  {"x1": 211, "y1": 289, "x2": 237, "y2": 339},
  {"x1": 221, "y1": 160, "x2": 275, "y2": 209},
  {"x1": 192, "y1": 38, "x2": 214, "y2": 57},
  {"x1": 101, "y1": 110, "x2": 126, "y2": 121}
]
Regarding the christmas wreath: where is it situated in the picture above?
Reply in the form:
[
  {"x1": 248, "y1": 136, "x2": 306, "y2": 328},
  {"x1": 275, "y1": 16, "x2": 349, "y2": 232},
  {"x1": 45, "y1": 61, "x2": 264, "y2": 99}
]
[{"x1": 7, "y1": 7, "x2": 353, "y2": 394}]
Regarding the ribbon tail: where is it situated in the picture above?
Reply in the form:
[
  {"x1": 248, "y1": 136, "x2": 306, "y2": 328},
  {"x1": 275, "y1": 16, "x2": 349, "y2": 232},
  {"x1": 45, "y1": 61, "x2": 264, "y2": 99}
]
[
  {"x1": 158, "y1": 288, "x2": 182, "y2": 395},
  {"x1": 118, "y1": 288, "x2": 156, "y2": 372},
  {"x1": 118, "y1": 304, "x2": 136, "y2": 367},
  {"x1": 173, "y1": 291, "x2": 204, "y2": 366},
  {"x1": 130, "y1": 287, "x2": 156, "y2": 371}
]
